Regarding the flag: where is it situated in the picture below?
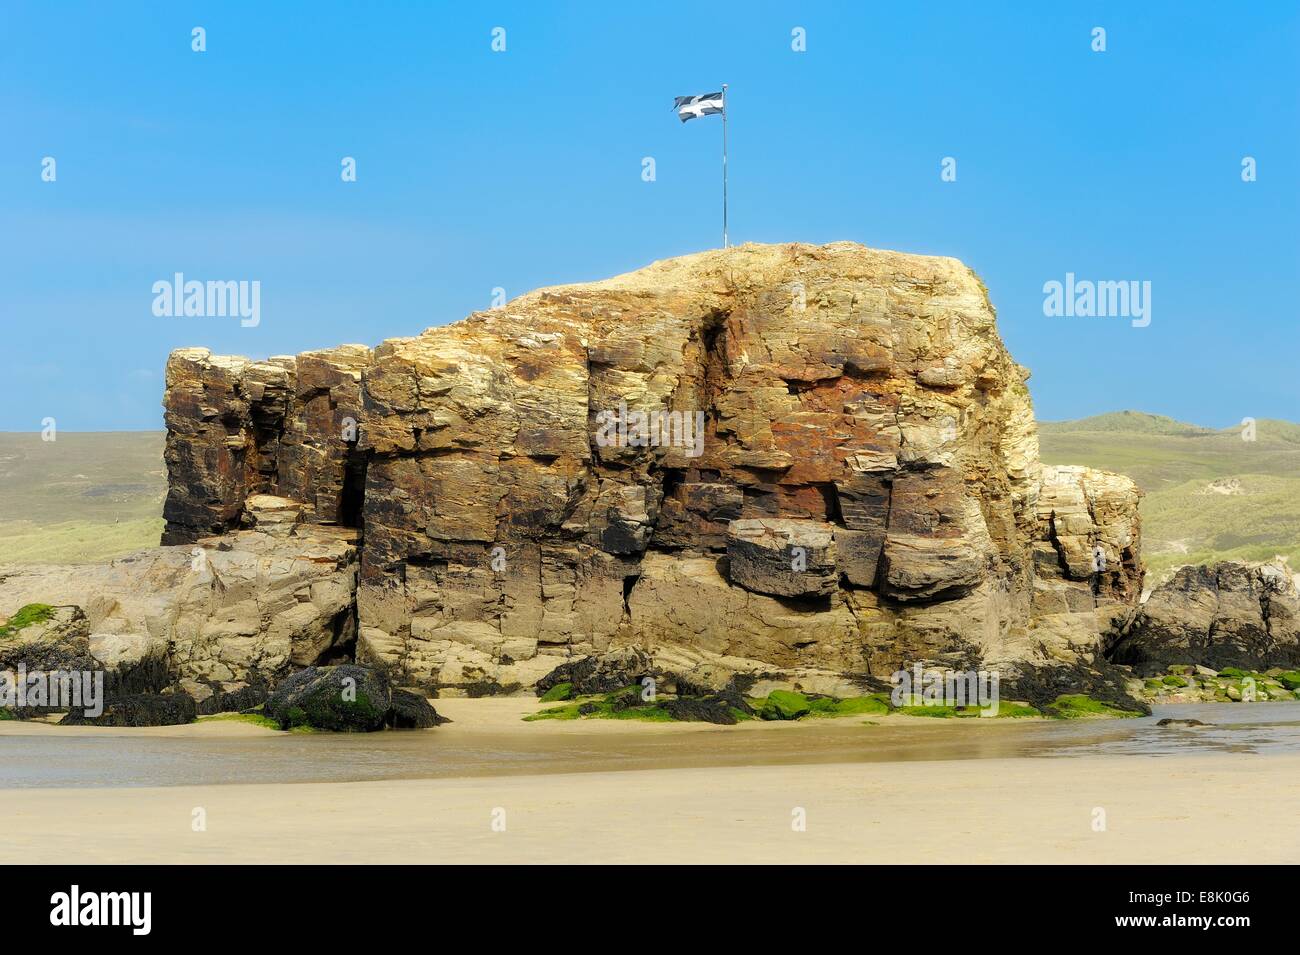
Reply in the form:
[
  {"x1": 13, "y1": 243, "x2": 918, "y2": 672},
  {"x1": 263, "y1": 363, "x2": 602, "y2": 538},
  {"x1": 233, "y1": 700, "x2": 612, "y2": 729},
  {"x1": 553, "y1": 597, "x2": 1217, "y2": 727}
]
[{"x1": 673, "y1": 91, "x2": 725, "y2": 122}]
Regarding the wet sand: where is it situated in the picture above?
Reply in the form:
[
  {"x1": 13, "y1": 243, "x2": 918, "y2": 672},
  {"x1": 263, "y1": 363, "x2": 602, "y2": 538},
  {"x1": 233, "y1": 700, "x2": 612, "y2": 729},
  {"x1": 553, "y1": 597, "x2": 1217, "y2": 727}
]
[{"x1": 3, "y1": 700, "x2": 1298, "y2": 863}]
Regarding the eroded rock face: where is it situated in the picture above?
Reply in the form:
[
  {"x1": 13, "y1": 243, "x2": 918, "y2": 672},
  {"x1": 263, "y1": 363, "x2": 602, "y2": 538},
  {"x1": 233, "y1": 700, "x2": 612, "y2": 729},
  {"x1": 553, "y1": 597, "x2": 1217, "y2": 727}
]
[
  {"x1": 0, "y1": 527, "x2": 359, "y2": 694},
  {"x1": 161, "y1": 345, "x2": 370, "y2": 544},
  {"x1": 1109, "y1": 561, "x2": 1300, "y2": 673},
  {"x1": 137, "y1": 242, "x2": 1145, "y2": 693}
]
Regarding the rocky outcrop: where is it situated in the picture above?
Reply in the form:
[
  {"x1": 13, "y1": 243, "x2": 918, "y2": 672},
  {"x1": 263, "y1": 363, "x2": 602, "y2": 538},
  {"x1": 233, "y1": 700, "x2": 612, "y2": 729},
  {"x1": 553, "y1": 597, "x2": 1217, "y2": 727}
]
[
  {"x1": 161, "y1": 345, "x2": 370, "y2": 544},
  {"x1": 0, "y1": 526, "x2": 359, "y2": 696},
  {"x1": 146, "y1": 242, "x2": 1147, "y2": 694},
  {"x1": 1109, "y1": 561, "x2": 1300, "y2": 673},
  {"x1": 3, "y1": 243, "x2": 1150, "y2": 705}
]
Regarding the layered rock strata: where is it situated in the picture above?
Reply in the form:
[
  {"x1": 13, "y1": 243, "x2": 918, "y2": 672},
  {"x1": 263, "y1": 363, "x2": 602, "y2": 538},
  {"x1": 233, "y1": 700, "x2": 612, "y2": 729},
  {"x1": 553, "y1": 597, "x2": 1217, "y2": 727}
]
[{"x1": 148, "y1": 243, "x2": 1144, "y2": 695}]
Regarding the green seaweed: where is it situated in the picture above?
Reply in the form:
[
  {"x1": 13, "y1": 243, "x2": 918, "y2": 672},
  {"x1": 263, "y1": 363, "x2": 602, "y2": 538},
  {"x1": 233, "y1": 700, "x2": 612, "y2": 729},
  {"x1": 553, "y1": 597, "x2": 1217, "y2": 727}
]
[
  {"x1": 1044, "y1": 694, "x2": 1143, "y2": 719},
  {"x1": 524, "y1": 695, "x2": 675, "y2": 722},
  {"x1": 198, "y1": 712, "x2": 280, "y2": 730},
  {"x1": 0, "y1": 603, "x2": 56, "y2": 639},
  {"x1": 806, "y1": 695, "x2": 891, "y2": 718},
  {"x1": 539, "y1": 682, "x2": 574, "y2": 703},
  {"x1": 756, "y1": 690, "x2": 813, "y2": 721}
]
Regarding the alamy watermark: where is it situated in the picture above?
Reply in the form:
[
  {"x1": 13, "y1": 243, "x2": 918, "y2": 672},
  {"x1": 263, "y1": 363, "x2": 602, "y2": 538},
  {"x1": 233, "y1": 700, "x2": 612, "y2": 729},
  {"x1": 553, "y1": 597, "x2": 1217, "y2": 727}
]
[
  {"x1": 1, "y1": 664, "x2": 103, "y2": 717},
  {"x1": 594, "y1": 400, "x2": 705, "y2": 458},
  {"x1": 890, "y1": 663, "x2": 1000, "y2": 716},
  {"x1": 1042, "y1": 273, "x2": 1151, "y2": 328},
  {"x1": 50, "y1": 885, "x2": 150, "y2": 935},
  {"x1": 152, "y1": 273, "x2": 261, "y2": 327}
]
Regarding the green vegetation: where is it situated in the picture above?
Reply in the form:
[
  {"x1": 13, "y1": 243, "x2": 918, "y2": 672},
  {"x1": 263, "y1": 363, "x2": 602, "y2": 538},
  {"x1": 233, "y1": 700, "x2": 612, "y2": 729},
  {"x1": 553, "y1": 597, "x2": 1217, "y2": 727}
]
[
  {"x1": 892, "y1": 701, "x2": 1042, "y2": 718},
  {"x1": 538, "y1": 682, "x2": 574, "y2": 703},
  {"x1": 0, "y1": 431, "x2": 166, "y2": 565},
  {"x1": 524, "y1": 687, "x2": 1087, "y2": 725},
  {"x1": 756, "y1": 689, "x2": 812, "y2": 720},
  {"x1": 1044, "y1": 694, "x2": 1144, "y2": 719},
  {"x1": 1162, "y1": 674, "x2": 1189, "y2": 687},
  {"x1": 806, "y1": 694, "x2": 892, "y2": 717},
  {"x1": 0, "y1": 603, "x2": 56, "y2": 639},
  {"x1": 198, "y1": 712, "x2": 280, "y2": 730},
  {"x1": 751, "y1": 691, "x2": 892, "y2": 720},
  {"x1": 525, "y1": 690, "x2": 677, "y2": 722},
  {"x1": 1039, "y1": 412, "x2": 1300, "y2": 584}
]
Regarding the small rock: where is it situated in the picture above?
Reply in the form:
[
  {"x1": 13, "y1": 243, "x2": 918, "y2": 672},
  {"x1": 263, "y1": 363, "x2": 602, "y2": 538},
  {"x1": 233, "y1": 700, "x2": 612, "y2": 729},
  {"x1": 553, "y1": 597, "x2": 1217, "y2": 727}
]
[
  {"x1": 535, "y1": 647, "x2": 653, "y2": 697},
  {"x1": 386, "y1": 688, "x2": 448, "y2": 729}
]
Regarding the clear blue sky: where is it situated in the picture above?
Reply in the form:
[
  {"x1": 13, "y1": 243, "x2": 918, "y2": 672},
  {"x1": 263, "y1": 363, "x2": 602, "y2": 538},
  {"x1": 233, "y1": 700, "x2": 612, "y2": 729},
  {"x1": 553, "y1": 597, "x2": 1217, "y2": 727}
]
[{"x1": 2, "y1": 1, "x2": 1296, "y2": 431}]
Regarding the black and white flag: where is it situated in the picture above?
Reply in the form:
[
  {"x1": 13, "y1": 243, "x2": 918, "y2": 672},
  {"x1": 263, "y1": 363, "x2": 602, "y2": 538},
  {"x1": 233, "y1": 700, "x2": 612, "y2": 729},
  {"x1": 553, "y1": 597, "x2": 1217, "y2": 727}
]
[{"x1": 673, "y1": 91, "x2": 725, "y2": 122}]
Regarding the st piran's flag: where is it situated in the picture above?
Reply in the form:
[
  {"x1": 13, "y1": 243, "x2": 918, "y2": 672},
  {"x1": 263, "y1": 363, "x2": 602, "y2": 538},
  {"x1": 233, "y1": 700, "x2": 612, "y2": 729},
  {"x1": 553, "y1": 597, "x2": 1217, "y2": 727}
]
[{"x1": 673, "y1": 91, "x2": 724, "y2": 122}]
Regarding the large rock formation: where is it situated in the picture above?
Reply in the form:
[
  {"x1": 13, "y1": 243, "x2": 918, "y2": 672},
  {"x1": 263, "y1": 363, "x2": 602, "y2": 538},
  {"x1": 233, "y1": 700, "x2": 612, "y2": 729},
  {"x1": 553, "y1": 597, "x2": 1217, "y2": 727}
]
[
  {"x1": 1109, "y1": 560, "x2": 1300, "y2": 673},
  {"x1": 146, "y1": 242, "x2": 1143, "y2": 695}
]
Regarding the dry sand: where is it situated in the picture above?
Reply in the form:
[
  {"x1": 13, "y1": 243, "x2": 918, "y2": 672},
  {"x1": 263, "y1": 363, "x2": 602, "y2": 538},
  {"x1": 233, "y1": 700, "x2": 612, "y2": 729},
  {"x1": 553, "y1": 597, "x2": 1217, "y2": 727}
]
[
  {"x1": 2, "y1": 698, "x2": 1297, "y2": 863},
  {"x1": 1, "y1": 754, "x2": 1294, "y2": 864}
]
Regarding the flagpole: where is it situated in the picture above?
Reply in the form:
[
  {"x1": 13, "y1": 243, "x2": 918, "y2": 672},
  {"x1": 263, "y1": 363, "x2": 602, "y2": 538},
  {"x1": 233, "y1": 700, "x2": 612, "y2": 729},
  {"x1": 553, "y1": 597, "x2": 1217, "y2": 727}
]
[{"x1": 721, "y1": 83, "x2": 729, "y2": 248}]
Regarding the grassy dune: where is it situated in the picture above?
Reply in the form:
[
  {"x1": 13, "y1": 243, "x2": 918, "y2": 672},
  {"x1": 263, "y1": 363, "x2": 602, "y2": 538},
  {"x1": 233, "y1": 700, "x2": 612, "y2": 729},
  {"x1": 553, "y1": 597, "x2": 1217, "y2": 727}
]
[
  {"x1": 1039, "y1": 412, "x2": 1300, "y2": 583},
  {"x1": 0, "y1": 432, "x2": 165, "y2": 564}
]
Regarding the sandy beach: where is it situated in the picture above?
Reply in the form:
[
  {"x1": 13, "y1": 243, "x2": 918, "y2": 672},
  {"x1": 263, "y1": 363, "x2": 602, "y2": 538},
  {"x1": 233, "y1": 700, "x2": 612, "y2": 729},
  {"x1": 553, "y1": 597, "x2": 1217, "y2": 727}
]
[
  {"x1": 3, "y1": 699, "x2": 1298, "y2": 864},
  {"x1": 2, "y1": 753, "x2": 1294, "y2": 865}
]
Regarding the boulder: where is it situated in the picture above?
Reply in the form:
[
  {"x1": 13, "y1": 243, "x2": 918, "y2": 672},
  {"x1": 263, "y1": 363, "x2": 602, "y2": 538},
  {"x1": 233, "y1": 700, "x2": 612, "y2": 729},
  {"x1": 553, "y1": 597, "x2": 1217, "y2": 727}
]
[
  {"x1": 535, "y1": 647, "x2": 653, "y2": 697},
  {"x1": 263, "y1": 664, "x2": 391, "y2": 732},
  {"x1": 757, "y1": 689, "x2": 813, "y2": 721},
  {"x1": 386, "y1": 688, "x2": 447, "y2": 729}
]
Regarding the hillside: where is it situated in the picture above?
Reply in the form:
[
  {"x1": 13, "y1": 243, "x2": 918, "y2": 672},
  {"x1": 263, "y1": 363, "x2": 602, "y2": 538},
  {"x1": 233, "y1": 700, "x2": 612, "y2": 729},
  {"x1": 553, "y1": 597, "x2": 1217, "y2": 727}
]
[
  {"x1": 0, "y1": 431, "x2": 165, "y2": 564},
  {"x1": 1039, "y1": 412, "x2": 1300, "y2": 583}
]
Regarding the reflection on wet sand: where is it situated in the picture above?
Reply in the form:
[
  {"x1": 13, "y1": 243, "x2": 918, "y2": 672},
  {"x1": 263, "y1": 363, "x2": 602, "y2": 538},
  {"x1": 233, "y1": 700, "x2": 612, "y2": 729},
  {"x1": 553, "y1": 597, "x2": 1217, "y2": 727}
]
[{"x1": 2, "y1": 703, "x2": 1298, "y2": 790}]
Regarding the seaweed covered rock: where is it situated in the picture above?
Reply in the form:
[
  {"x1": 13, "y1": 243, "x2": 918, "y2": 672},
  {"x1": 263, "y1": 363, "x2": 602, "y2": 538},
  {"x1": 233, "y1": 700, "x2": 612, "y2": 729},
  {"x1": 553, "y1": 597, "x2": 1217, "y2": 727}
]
[
  {"x1": 386, "y1": 688, "x2": 448, "y2": 728},
  {"x1": 1000, "y1": 659, "x2": 1150, "y2": 717},
  {"x1": 0, "y1": 605, "x2": 95, "y2": 672},
  {"x1": 264, "y1": 664, "x2": 390, "y2": 731},
  {"x1": 756, "y1": 689, "x2": 814, "y2": 720},
  {"x1": 60, "y1": 692, "x2": 197, "y2": 727},
  {"x1": 535, "y1": 648, "x2": 654, "y2": 697}
]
